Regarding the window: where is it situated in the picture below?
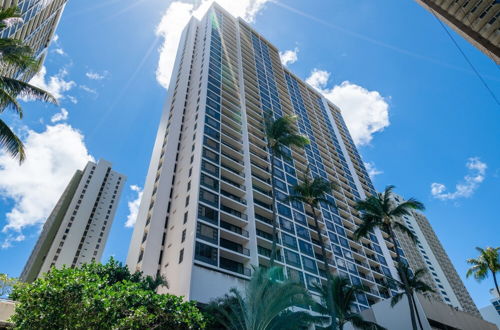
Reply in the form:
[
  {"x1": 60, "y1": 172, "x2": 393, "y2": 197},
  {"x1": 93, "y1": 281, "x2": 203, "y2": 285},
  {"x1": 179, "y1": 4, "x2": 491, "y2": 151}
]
[
  {"x1": 195, "y1": 242, "x2": 217, "y2": 265},
  {"x1": 201, "y1": 173, "x2": 219, "y2": 191},
  {"x1": 198, "y1": 204, "x2": 218, "y2": 224},
  {"x1": 197, "y1": 223, "x2": 218, "y2": 244},
  {"x1": 279, "y1": 217, "x2": 294, "y2": 234},
  {"x1": 281, "y1": 233, "x2": 297, "y2": 250},
  {"x1": 179, "y1": 249, "x2": 184, "y2": 263},
  {"x1": 181, "y1": 229, "x2": 186, "y2": 243},
  {"x1": 287, "y1": 267, "x2": 304, "y2": 284},
  {"x1": 187, "y1": 181, "x2": 191, "y2": 191},
  {"x1": 185, "y1": 196, "x2": 190, "y2": 206},
  {"x1": 184, "y1": 211, "x2": 188, "y2": 224},
  {"x1": 299, "y1": 240, "x2": 314, "y2": 257},
  {"x1": 202, "y1": 160, "x2": 219, "y2": 177},
  {"x1": 284, "y1": 249, "x2": 301, "y2": 268},
  {"x1": 203, "y1": 136, "x2": 219, "y2": 152},
  {"x1": 199, "y1": 188, "x2": 218, "y2": 207},
  {"x1": 296, "y1": 225, "x2": 309, "y2": 241},
  {"x1": 203, "y1": 147, "x2": 219, "y2": 163},
  {"x1": 302, "y1": 256, "x2": 318, "y2": 274}
]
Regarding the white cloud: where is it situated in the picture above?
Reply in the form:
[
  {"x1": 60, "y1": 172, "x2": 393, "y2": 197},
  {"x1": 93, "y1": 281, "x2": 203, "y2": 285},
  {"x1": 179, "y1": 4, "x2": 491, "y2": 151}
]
[
  {"x1": 431, "y1": 157, "x2": 487, "y2": 201},
  {"x1": 79, "y1": 85, "x2": 97, "y2": 95},
  {"x1": 67, "y1": 95, "x2": 78, "y2": 104},
  {"x1": 50, "y1": 108, "x2": 69, "y2": 123},
  {"x1": 279, "y1": 47, "x2": 299, "y2": 66},
  {"x1": 156, "y1": 0, "x2": 271, "y2": 88},
  {"x1": 0, "y1": 124, "x2": 93, "y2": 248},
  {"x1": 125, "y1": 185, "x2": 143, "y2": 228},
  {"x1": 364, "y1": 162, "x2": 383, "y2": 179},
  {"x1": 85, "y1": 71, "x2": 107, "y2": 80},
  {"x1": 306, "y1": 69, "x2": 390, "y2": 146},
  {"x1": 54, "y1": 48, "x2": 65, "y2": 56},
  {"x1": 25, "y1": 66, "x2": 76, "y2": 101}
]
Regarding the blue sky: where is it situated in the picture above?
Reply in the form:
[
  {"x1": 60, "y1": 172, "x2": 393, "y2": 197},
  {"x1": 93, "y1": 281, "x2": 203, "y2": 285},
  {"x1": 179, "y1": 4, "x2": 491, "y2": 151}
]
[{"x1": 0, "y1": 0, "x2": 498, "y2": 309}]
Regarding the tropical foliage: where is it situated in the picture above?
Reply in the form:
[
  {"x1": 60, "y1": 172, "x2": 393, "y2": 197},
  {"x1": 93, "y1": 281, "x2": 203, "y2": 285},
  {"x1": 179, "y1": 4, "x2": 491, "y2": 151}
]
[
  {"x1": 314, "y1": 275, "x2": 385, "y2": 330},
  {"x1": 9, "y1": 259, "x2": 205, "y2": 329},
  {"x1": 466, "y1": 246, "x2": 500, "y2": 297},
  {"x1": 0, "y1": 273, "x2": 16, "y2": 298},
  {"x1": 288, "y1": 169, "x2": 337, "y2": 327},
  {"x1": 205, "y1": 266, "x2": 318, "y2": 330},
  {"x1": 388, "y1": 264, "x2": 435, "y2": 330},
  {"x1": 354, "y1": 185, "x2": 425, "y2": 330},
  {"x1": 0, "y1": 6, "x2": 57, "y2": 163},
  {"x1": 264, "y1": 115, "x2": 309, "y2": 264}
]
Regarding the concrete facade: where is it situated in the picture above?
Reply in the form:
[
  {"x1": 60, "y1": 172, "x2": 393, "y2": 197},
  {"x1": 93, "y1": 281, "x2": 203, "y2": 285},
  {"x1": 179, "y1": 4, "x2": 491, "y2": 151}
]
[
  {"x1": 20, "y1": 159, "x2": 125, "y2": 282},
  {"x1": 415, "y1": 0, "x2": 500, "y2": 64},
  {"x1": 127, "y1": 3, "x2": 401, "y2": 308},
  {"x1": 480, "y1": 289, "x2": 500, "y2": 328},
  {"x1": 0, "y1": 0, "x2": 67, "y2": 80}
]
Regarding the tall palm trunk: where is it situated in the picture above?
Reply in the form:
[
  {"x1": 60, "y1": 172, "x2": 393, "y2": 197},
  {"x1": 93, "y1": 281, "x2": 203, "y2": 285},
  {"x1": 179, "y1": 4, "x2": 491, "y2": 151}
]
[
  {"x1": 388, "y1": 224, "x2": 418, "y2": 330},
  {"x1": 311, "y1": 206, "x2": 336, "y2": 330},
  {"x1": 269, "y1": 151, "x2": 278, "y2": 266},
  {"x1": 492, "y1": 271, "x2": 500, "y2": 298},
  {"x1": 411, "y1": 292, "x2": 425, "y2": 330}
]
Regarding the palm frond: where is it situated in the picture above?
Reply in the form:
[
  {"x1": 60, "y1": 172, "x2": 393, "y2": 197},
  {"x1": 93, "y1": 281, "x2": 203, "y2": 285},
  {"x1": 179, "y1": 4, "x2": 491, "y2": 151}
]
[
  {"x1": 0, "y1": 119, "x2": 24, "y2": 163},
  {"x1": 0, "y1": 38, "x2": 37, "y2": 70},
  {"x1": 0, "y1": 77, "x2": 58, "y2": 105},
  {"x1": 347, "y1": 313, "x2": 387, "y2": 330},
  {"x1": 0, "y1": 7, "x2": 22, "y2": 30},
  {"x1": 390, "y1": 292, "x2": 405, "y2": 307},
  {"x1": 0, "y1": 88, "x2": 22, "y2": 117},
  {"x1": 390, "y1": 198, "x2": 425, "y2": 217},
  {"x1": 353, "y1": 215, "x2": 382, "y2": 241}
]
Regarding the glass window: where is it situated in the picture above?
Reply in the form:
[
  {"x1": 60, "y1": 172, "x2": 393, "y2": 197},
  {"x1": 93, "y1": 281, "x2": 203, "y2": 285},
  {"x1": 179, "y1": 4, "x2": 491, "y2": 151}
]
[
  {"x1": 287, "y1": 267, "x2": 304, "y2": 284},
  {"x1": 201, "y1": 173, "x2": 219, "y2": 191},
  {"x1": 305, "y1": 274, "x2": 320, "y2": 292},
  {"x1": 339, "y1": 237, "x2": 349, "y2": 248},
  {"x1": 203, "y1": 136, "x2": 219, "y2": 152},
  {"x1": 296, "y1": 225, "x2": 309, "y2": 241},
  {"x1": 302, "y1": 256, "x2": 318, "y2": 274},
  {"x1": 195, "y1": 242, "x2": 217, "y2": 265},
  {"x1": 203, "y1": 148, "x2": 219, "y2": 163},
  {"x1": 284, "y1": 249, "x2": 301, "y2": 268},
  {"x1": 197, "y1": 222, "x2": 218, "y2": 244},
  {"x1": 199, "y1": 188, "x2": 218, "y2": 207},
  {"x1": 279, "y1": 217, "x2": 294, "y2": 234},
  {"x1": 205, "y1": 115, "x2": 220, "y2": 130},
  {"x1": 299, "y1": 240, "x2": 314, "y2": 257},
  {"x1": 277, "y1": 203, "x2": 292, "y2": 217},
  {"x1": 281, "y1": 233, "x2": 297, "y2": 250},
  {"x1": 202, "y1": 160, "x2": 219, "y2": 177},
  {"x1": 205, "y1": 126, "x2": 220, "y2": 140},
  {"x1": 198, "y1": 204, "x2": 218, "y2": 225},
  {"x1": 293, "y1": 211, "x2": 306, "y2": 225}
]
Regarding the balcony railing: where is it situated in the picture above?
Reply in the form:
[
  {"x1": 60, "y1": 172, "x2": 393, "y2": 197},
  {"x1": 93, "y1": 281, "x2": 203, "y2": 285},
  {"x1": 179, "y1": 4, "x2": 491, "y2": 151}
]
[
  {"x1": 219, "y1": 257, "x2": 251, "y2": 276},
  {"x1": 220, "y1": 205, "x2": 247, "y2": 220},
  {"x1": 221, "y1": 221, "x2": 249, "y2": 238}
]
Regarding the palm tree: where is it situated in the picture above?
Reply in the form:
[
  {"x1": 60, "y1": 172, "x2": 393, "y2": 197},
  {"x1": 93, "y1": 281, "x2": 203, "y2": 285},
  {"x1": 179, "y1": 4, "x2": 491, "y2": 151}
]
[
  {"x1": 466, "y1": 247, "x2": 500, "y2": 297},
  {"x1": 287, "y1": 170, "x2": 337, "y2": 328},
  {"x1": 389, "y1": 264, "x2": 435, "y2": 330},
  {"x1": 206, "y1": 266, "x2": 319, "y2": 330},
  {"x1": 353, "y1": 185, "x2": 425, "y2": 330},
  {"x1": 0, "y1": 6, "x2": 57, "y2": 163},
  {"x1": 264, "y1": 115, "x2": 309, "y2": 265},
  {"x1": 315, "y1": 275, "x2": 385, "y2": 330}
]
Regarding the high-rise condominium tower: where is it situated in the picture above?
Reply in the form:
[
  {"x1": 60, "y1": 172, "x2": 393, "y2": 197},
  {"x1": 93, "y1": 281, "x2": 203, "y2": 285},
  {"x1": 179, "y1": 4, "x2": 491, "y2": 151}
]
[
  {"x1": 415, "y1": 0, "x2": 499, "y2": 64},
  {"x1": 127, "y1": 4, "x2": 402, "y2": 308},
  {"x1": 0, "y1": 0, "x2": 67, "y2": 79},
  {"x1": 391, "y1": 195, "x2": 480, "y2": 317},
  {"x1": 20, "y1": 159, "x2": 125, "y2": 282}
]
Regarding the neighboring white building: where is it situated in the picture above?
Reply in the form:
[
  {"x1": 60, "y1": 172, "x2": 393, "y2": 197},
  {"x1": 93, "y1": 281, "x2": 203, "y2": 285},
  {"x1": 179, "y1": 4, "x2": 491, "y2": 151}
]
[
  {"x1": 127, "y1": 3, "x2": 400, "y2": 308},
  {"x1": 391, "y1": 194, "x2": 480, "y2": 317},
  {"x1": 20, "y1": 159, "x2": 126, "y2": 282},
  {"x1": 480, "y1": 289, "x2": 500, "y2": 329}
]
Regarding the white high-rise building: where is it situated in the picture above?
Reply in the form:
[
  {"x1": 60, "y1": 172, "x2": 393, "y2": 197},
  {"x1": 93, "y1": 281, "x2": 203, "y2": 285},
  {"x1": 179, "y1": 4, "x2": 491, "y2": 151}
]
[
  {"x1": 480, "y1": 289, "x2": 500, "y2": 328},
  {"x1": 392, "y1": 194, "x2": 480, "y2": 317},
  {"x1": 20, "y1": 159, "x2": 126, "y2": 282},
  {"x1": 127, "y1": 4, "x2": 401, "y2": 308}
]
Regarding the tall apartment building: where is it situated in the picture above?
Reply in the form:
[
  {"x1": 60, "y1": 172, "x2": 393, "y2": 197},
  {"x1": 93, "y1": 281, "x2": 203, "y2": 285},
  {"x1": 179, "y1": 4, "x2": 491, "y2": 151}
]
[
  {"x1": 480, "y1": 289, "x2": 500, "y2": 328},
  {"x1": 20, "y1": 159, "x2": 125, "y2": 282},
  {"x1": 127, "y1": 4, "x2": 403, "y2": 310},
  {"x1": 0, "y1": 0, "x2": 68, "y2": 79},
  {"x1": 392, "y1": 194, "x2": 480, "y2": 317},
  {"x1": 415, "y1": 0, "x2": 500, "y2": 64}
]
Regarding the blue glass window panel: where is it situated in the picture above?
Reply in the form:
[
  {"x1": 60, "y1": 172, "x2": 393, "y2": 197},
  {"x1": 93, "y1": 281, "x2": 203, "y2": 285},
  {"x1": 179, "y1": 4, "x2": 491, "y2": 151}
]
[
  {"x1": 296, "y1": 225, "x2": 310, "y2": 241},
  {"x1": 298, "y1": 240, "x2": 314, "y2": 257}
]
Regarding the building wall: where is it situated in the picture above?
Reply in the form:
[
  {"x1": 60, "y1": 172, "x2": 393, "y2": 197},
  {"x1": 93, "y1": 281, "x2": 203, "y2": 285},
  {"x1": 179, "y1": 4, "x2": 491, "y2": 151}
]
[
  {"x1": 20, "y1": 160, "x2": 126, "y2": 282},
  {"x1": 127, "y1": 3, "x2": 400, "y2": 308},
  {"x1": 414, "y1": 0, "x2": 500, "y2": 64}
]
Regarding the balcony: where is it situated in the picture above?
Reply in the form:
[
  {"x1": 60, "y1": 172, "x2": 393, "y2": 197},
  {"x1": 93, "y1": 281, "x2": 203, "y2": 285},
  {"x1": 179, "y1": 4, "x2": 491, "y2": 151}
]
[{"x1": 221, "y1": 220, "x2": 249, "y2": 238}]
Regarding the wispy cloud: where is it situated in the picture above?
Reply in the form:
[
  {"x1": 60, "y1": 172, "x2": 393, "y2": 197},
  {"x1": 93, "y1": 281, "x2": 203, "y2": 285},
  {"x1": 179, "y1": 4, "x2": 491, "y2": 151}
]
[
  {"x1": 50, "y1": 108, "x2": 69, "y2": 123},
  {"x1": 306, "y1": 69, "x2": 390, "y2": 146},
  {"x1": 85, "y1": 71, "x2": 108, "y2": 80},
  {"x1": 431, "y1": 157, "x2": 487, "y2": 200},
  {"x1": 125, "y1": 185, "x2": 143, "y2": 228},
  {"x1": 156, "y1": 0, "x2": 271, "y2": 89},
  {"x1": 0, "y1": 124, "x2": 93, "y2": 248},
  {"x1": 364, "y1": 162, "x2": 383, "y2": 179},
  {"x1": 279, "y1": 47, "x2": 299, "y2": 66},
  {"x1": 79, "y1": 85, "x2": 97, "y2": 95},
  {"x1": 24, "y1": 66, "x2": 76, "y2": 101}
]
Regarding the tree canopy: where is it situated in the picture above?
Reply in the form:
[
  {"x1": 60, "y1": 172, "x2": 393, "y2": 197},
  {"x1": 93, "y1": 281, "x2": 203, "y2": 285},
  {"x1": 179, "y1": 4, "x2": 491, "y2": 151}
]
[{"x1": 9, "y1": 258, "x2": 205, "y2": 329}]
